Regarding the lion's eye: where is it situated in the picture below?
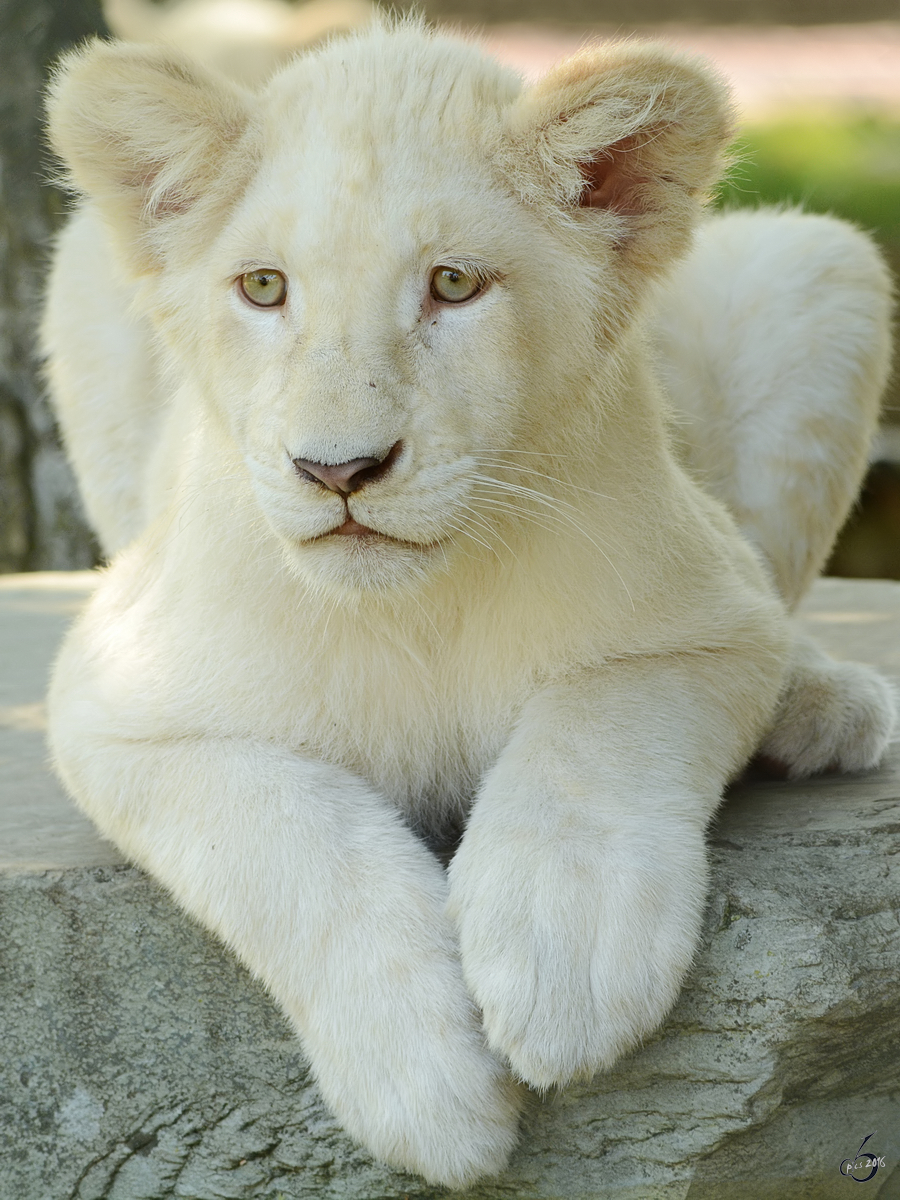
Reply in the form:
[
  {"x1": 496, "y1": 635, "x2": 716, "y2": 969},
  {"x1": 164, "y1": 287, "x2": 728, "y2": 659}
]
[
  {"x1": 239, "y1": 269, "x2": 287, "y2": 308},
  {"x1": 430, "y1": 266, "x2": 483, "y2": 304}
]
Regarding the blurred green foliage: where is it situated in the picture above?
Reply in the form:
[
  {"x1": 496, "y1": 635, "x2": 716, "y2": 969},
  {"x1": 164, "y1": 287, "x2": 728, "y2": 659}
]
[
  {"x1": 717, "y1": 115, "x2": 900, "y2": 252},
  {"x1": 717, "y1": 114, "x2": 900, "y2": 578}
]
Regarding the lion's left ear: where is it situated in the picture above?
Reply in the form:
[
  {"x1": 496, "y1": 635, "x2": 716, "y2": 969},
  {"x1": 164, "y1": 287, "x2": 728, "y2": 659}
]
[
  {"x1": 46, "y1": 39, "x2": 254, "y2": 274},
  {"x1": 502, "y1": 43, "x2": 734, "y2": 273}
]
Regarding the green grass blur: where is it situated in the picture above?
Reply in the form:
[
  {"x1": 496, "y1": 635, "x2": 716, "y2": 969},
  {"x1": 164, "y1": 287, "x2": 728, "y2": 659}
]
[{"x1": 718, "y1": 115, "x2": 900, "y2": 249}]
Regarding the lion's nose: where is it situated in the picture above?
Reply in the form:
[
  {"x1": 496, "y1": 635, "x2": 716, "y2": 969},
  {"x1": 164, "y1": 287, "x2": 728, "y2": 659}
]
[{"x1": 291, "y1": 441, "x2": 402, "y2": 495}]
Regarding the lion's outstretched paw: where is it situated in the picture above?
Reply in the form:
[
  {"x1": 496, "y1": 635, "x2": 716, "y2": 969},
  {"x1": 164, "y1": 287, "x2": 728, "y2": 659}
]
[
  {"x1": 449, "y1": 819, "x2": 707, "y2": 1089},
  {"x1": 309, "y1": 970, "x2": 522, "y2": 1188},
  {"x1": 760, "y1": 644, "x2": 896, "y2": 780}
]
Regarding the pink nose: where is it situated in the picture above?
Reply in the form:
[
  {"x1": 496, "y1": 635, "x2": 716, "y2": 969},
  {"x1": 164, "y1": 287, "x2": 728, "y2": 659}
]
[{"x1": 291, "y1": 441, "x2": 402, "y2": 495}]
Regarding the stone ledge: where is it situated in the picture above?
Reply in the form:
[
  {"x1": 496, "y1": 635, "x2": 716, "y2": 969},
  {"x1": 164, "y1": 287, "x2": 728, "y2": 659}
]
[{"x1": 2, "y1": 573, "x2": 900, "y2": 1200}]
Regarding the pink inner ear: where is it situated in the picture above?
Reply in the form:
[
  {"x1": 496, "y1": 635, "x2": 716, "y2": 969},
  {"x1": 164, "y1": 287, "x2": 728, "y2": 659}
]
[{"x1": 578, "y1": 136, "x2": 645, "y2": 214}]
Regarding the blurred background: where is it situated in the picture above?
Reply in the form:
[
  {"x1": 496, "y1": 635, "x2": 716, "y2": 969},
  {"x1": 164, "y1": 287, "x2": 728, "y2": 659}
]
[{"x1": 1, "y1": 0, "x2": 899, "y2": 577}]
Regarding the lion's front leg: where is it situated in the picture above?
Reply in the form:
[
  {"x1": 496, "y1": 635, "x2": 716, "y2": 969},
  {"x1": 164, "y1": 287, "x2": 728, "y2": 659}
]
[
  {"x1": 48, "y1": 678, "x2": 520, "y2": 1186},
  {"x1": 449, "y1": 656, "x2": 767, "y2": 1088}
]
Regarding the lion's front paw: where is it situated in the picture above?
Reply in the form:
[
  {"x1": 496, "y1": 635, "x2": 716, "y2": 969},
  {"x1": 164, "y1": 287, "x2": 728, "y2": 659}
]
[
  {"x1": 448, "y1": 819, "x2": 707, "y2": 1089},
  {"x1": 296, "y1": 901, "x2": 523, "y2": 1187},
  {"x1": 760, "y1": 645, "x2": 896, "y2": 779},
  {"x1": 333, "y1": 1022, "x2": 522, "y2": 1188}
]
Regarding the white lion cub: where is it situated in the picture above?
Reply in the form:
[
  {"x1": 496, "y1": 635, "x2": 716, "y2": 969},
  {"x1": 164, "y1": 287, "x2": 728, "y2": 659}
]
[{"x1": 43, "y1": 20, "x2": 895, "y2": 1187}]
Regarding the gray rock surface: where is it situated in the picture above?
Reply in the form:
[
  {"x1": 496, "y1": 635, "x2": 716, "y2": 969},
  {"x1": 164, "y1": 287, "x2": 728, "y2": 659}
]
[{"x1": 2, "y1": 573, "x2": 900, "y2": 1199}]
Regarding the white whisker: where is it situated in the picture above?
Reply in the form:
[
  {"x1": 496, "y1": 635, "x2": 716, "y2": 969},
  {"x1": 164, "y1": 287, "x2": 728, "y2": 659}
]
[
  {"x1": 474, "y1": 456, "x2": 618, "y2": 503},
  {"x1": 467, "y1": 489, "x2": 634, "y2": 610},
  {"x1": 455, "y1": 504, "x2": 519, "y2": 566}
]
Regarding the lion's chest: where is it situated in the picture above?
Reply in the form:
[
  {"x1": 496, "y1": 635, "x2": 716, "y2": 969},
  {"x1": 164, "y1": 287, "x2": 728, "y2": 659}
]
[
  {"x1": 289, "y1": 641, "x2": 519, "y2": 821},
  {"x1": 190, "y1": 605, "x2": 526, "y2": 823}
]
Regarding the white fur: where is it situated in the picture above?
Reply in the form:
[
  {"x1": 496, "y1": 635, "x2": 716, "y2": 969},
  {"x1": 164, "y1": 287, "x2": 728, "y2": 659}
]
[
  {"x1": 42, "y1": 22, "x2": 895, "y2": 1186},
  {"x1": 653, "y1": 207, "x2": 894, "y2": 608}
]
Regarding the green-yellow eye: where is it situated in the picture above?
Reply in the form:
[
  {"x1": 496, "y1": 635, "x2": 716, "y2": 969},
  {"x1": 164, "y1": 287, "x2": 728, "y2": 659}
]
[
  {"x1": 240, "y1": 269, "x2": 287, "y2": 307},
  {"x1": 430, "y1": 266, "x2": 483, "y2": 304}
]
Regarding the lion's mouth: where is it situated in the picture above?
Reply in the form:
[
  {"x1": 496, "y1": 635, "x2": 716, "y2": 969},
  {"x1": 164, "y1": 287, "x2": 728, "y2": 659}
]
[
  {"x1": 330, "y1": 517, "x2": 381, "y2": 537},
  {"x1": 310, "y1": 516, "x2": 438, "y2": 550}
]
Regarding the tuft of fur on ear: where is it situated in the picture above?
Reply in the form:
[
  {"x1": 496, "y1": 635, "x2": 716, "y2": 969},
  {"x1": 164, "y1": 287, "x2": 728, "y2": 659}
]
[
  {"x1": 502, "y1": 42, "x2": 734, "y2": 280},
  {"x1": 46, "y1": 40, "x2": 254, "y2": 272}
]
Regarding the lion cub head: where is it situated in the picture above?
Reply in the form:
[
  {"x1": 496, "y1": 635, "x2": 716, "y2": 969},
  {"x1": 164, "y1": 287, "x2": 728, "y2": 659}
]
[{"x1": 48, "y1": 21, "x2": 731, "y2": 594}]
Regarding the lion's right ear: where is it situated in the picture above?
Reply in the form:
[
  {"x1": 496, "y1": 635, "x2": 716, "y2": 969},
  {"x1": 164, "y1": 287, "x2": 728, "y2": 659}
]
[
  {"x1": 46, "y1": 40, "x2": 254, "y2": 272},
  {"x1": 500, "y1": 43, "x2": 733, "y2": 288}
]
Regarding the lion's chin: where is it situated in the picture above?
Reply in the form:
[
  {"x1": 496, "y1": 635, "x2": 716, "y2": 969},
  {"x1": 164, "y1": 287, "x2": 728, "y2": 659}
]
[{"x1": 281, "y1": 525, "x2": 447, "y2": 596}]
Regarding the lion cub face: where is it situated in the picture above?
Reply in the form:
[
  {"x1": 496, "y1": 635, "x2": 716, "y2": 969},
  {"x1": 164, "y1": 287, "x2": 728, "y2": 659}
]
[
  {"x1": 48, "y1": 22, "x2": 731, "y2": 593},
  {"x1": 204, "y1": 48, "x2": 561, "y2": 593}
]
